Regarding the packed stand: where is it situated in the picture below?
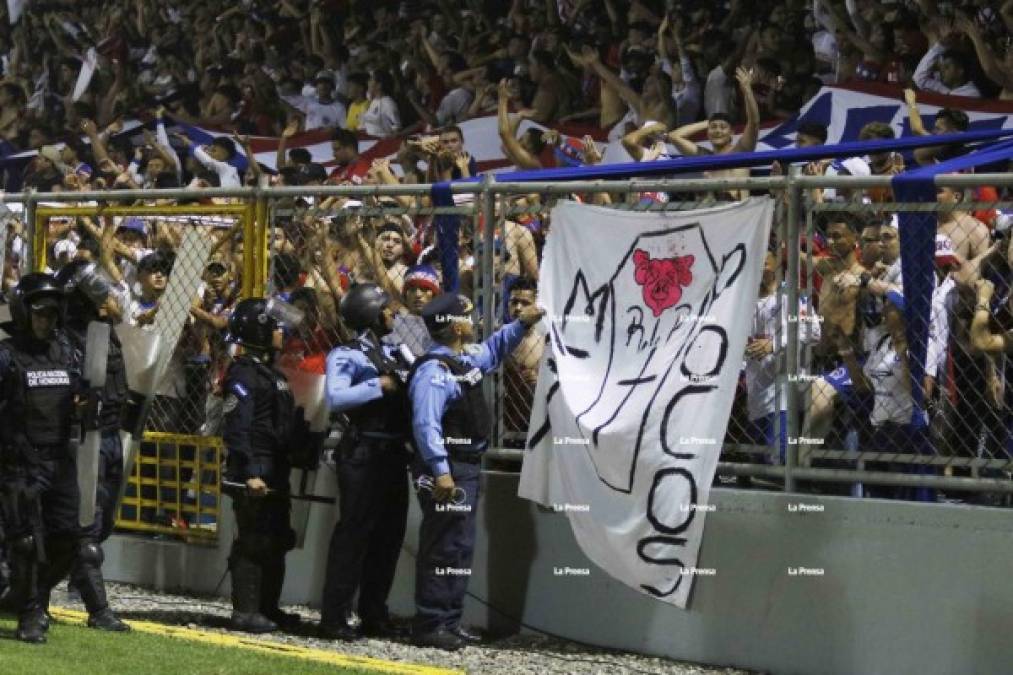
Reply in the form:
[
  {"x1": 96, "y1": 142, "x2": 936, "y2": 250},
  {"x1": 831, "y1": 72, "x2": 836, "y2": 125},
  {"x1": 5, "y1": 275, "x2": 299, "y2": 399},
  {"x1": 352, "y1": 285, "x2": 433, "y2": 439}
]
[{"x1": 0, "y1": 0, "x2": 1009, "y2": 508}]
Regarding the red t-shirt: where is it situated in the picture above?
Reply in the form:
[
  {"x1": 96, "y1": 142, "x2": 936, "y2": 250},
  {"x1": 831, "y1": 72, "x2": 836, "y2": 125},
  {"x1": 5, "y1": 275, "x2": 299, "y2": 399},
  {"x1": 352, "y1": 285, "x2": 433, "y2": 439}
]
[{"x1": 328, "y1": 159, "x2": 371, "y2": 185}]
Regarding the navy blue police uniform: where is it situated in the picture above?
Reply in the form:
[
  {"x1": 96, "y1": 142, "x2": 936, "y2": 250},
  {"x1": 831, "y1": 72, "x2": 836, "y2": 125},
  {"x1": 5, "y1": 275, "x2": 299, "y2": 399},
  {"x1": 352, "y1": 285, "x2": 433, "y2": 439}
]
[
  {"x1": 221, "y1": 298, "x2": 298, "y2": 634},
  {"x1": 319, "y1": 283, "x2": 411, "y2": 640},
  {"x1": 0, "y1": 273, "x2": 85, "y2": 643},
  {"x1": 56, "y1": 259, "x2": 130, "y2": 630},
  {"x1": 407, "y1": 293, "x2": 528, "y2": 649}
]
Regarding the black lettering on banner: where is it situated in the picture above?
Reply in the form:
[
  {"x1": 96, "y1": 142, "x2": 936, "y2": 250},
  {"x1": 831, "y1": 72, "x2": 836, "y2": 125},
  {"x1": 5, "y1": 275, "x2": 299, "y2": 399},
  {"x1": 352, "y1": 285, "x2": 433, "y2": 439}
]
[
  {"x1": 637, "y1": 535, "x2": 688, "y2": 563},
  {"x1": 564, "y1": 345, "x2": 590, "y2": 359},
  {"x1": 544, "y1": 220, "x2": 749, "y2": 599},
  {"x1": 617, "y1": 376, "x2": 658, "y2": 387},
  {"x1": 634, "y1": 245, "x2": 743, "y2": 597},
  {"x1": 660, "y1": 385, "x2": 714, "y2": 458},
  {"x1": 527, "y1": 359, "x2": 560, "y2": 450},
  {"x1": 592, "y1": 346, "x2": 658, "y2": 446},
  {"x1": 663, "y1": 305, "x2": 693, "y2": 344},
  {"x1": 561, "y1": 270, "x2": 609, "y2": 342},
  {"x1": 641, "y1": 576, "x2": 684, "y2": 599},
  {"x1": 551, "y1": 323, "x2": 568, "y2": 356},
  {"x1": 645, "y1": 467, "x2": 697, "y2": 535},
  {"x1": 679, "y1": 325, "x2": 729, "y2": 381},
  {"x1": 637, "y1": 536, "x2": 687, "y2": 598},
  {"x1": 626, "y1": 306, "x2": 644, "y2": 348},
  {"x1": 646, "y1": 315, "x2": 660, "y2": 351},
  {"x1": 714, "y1": 244, "x2": 746, "y2": 295}
]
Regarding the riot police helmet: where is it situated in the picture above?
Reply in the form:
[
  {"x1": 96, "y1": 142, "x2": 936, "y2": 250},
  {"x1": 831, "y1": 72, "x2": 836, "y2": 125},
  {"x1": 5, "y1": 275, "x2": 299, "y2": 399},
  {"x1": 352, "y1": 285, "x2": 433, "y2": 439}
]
[
  {"x1": 227, "y1": 298, "x2": 278, "y2": 351},
  {"x1": 54, "y1": 259, "x2": 112, "y2": 323},
  {"x1": 339, "y1": 283, "x2": 391, "y2": 332},
  {"x1": 11, "y1": 272, "x2": 66, "y2": 333}
]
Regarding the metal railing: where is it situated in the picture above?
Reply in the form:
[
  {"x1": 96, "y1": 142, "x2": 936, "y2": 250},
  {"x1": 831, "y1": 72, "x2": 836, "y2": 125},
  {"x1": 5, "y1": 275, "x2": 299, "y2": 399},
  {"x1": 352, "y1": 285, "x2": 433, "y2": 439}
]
[
  {"x1": 117, "y1": 433, "x2": 222, "y2": 542},
  {"x1": 2, "y1": 171, "x2": 1010, "y2": 539}
]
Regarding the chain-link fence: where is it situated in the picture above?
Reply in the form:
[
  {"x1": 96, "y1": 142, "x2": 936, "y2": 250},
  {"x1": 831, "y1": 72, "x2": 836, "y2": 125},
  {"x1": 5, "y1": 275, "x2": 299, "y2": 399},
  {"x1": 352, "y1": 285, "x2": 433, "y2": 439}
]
[
  {"x1": 793, "y1": 187, "x2": 1013, "y2": 505},
  {"x1": 3, "y1": 175, "x2": 1012, "y2": 541},
  {"x1": 24, "y1": 200, "x2": 251, "y2": 539},
  {"x1": 263, "y1": 190, "x2": 480, "y2": 371}
]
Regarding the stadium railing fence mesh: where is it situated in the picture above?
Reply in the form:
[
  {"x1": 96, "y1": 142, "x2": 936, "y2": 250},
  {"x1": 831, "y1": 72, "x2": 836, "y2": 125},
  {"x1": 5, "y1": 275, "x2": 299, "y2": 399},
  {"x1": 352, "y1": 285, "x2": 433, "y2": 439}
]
[{"x1": 1, "y1": 173, "x2": 1010, "y2": 542}]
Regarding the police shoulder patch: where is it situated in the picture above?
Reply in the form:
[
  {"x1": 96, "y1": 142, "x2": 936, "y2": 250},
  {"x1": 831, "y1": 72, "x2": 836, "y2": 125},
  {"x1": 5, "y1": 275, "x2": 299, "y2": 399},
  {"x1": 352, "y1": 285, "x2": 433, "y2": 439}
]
[{"x1": 230, "y1": 381, "x2": 250, "y2": 398}]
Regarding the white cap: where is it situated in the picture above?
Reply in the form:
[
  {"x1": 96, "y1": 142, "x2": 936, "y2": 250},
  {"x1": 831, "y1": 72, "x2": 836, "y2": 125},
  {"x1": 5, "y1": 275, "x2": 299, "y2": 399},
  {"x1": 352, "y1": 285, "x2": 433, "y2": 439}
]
[
  {"x1": 53, "y1": 238, "x2": 77, "y2": 260},
  {"x1": 826, "y1": 157, "x2": 872, "y2": 178}
]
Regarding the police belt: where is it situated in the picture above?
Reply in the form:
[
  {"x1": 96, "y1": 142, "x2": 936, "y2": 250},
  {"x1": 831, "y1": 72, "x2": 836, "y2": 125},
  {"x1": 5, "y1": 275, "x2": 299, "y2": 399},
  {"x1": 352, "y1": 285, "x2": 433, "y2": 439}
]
[{"x1": 447, "y1": 450, "x2": 482, "y2": 465}]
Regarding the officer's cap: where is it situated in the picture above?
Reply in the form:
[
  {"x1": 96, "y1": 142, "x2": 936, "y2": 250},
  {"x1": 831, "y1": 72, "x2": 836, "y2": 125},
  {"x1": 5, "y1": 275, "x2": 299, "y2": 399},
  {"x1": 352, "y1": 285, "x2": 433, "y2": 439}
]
[
  {"x1": 422, "y1": 293, "x2": 473, "y2": 334},
  {"x1": 30, "y1": 295, "x2": 60, "y2": 313}
]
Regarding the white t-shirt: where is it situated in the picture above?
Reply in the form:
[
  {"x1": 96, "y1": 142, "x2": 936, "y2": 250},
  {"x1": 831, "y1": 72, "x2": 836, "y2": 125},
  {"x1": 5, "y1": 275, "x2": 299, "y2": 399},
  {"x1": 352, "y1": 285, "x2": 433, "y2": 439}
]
[
  {"x1": 914, "y1": 43, "x2": 983, "y2": 98},
  {"x1": 282, "y1": 94, "x2": 347, "y2": 131},
  {"x1": 745, "y1": 291, "x2": 821, "y2": 421},
  {"x1": 359, "y1": 96, "x2": 401, "y2": 137},
  {"x1": 864, "y1": 334, "x2": 912, "y2": 426},
  {"x1": 193, "y1": 146, "x2": 241, "y2": 188},
  {"x1": 926, "y1": 275, "x2": 955, "y2": 381},
  {"x1": 119, "y1": 284, "x2": 186, "y2": 398}
]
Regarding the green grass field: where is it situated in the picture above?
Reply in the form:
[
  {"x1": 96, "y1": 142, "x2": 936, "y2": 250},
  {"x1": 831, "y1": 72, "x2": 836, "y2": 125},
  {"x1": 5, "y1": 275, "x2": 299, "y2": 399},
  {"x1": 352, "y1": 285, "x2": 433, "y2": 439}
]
[{"x1": 0, "y1": 614, "x2": 383, "y2": 675}]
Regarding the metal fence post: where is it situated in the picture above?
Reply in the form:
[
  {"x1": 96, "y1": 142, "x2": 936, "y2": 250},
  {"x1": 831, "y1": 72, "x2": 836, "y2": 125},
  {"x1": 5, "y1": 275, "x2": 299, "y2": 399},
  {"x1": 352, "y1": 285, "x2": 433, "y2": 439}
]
[
  {"x1": 25, "y1": 190, "x2": 38, "y2": 272},
  {"x1": 480, "y1": 174, "x2": 498, "y2": 446},
  {"x1": 784, "y1": 171, "x2": 802, "y2": 493}
]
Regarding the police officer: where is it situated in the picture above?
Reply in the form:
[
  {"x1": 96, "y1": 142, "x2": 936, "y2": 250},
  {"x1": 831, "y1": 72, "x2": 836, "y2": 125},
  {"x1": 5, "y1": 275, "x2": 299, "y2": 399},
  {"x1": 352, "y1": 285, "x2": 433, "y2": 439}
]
[
  {"x1": 407, "y1": 293, "x2": 544, "y2": 650},
  {"x1": 54, "y1": 259, "x2": 129, "y2": 632},
  {"x1": 319, "y1": 283, "x2": 411, "y2": 641},
  {"x1": 0, "y1": 273, "x2": 85, "y2": 643},
  {"x1": 221, "y1": 298, "x2": 299, "y2": 633}
]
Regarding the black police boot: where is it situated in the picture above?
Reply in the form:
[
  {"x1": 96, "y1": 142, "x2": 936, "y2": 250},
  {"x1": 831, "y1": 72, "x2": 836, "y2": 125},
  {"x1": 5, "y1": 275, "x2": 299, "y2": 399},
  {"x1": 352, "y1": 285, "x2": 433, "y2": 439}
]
[
  {"x1": 16, "y1": 609, "x2": 47, "y2": 644},
  {"x1": 88, "y1": 607, "x2": 130, "y2": 632},
  {"x1": 450, "y1": 624, "x2": 484, "y2": 644},
  {"x1": 413, "y1": 627, "x2": 465, "y2": 651},
  {"x1": 229, "y1": 557, "x2": 277, "y2": 634},
  {"x1": 72, "y1": 543, "x2": 129, "y2": 631},
  {"x1": 259, "y1": 555, "x2": 300, "y2": 630},
  {"x1": 360, "y1": 616, "x2": 407, "y2": 639},
  {"x1": 319, "y1": 620, "x2": 362, "y2": 641}
]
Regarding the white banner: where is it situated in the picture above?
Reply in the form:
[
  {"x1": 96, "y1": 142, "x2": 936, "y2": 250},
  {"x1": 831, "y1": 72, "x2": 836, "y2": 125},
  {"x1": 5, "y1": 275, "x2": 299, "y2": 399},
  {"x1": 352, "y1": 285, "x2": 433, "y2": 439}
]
[{"x1": 519, "y1": 198, "x2": 774, "y2": 608}]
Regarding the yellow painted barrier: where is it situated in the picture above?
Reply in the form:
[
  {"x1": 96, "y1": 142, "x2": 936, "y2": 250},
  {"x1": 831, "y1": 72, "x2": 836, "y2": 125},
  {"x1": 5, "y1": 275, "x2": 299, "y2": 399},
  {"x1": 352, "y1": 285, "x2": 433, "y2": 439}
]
[{"x1": 49, "y1": 607, "x2": 463, "y2": 675}]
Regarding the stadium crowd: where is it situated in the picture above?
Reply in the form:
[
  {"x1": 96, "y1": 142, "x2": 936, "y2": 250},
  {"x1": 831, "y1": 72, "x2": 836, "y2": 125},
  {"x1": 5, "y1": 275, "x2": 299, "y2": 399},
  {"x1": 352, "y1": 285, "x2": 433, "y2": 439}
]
[
  {"x1": 0, "y1": 0, "x2": 1011, "y2": 509},
  {"x1": 1, "y1": 0, "x2": 1013, "y2": 653},
  {"x1": 0, "y1": 0, "x2": 1009, "y2": 157}
]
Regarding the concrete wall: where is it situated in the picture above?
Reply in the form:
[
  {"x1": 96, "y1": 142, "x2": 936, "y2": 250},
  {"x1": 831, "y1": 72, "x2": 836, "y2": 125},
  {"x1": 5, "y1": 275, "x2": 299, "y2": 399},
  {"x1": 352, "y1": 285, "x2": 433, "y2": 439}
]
[{"x1": 104, "y1": 469, "x2": 1013, "y2": 675}]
